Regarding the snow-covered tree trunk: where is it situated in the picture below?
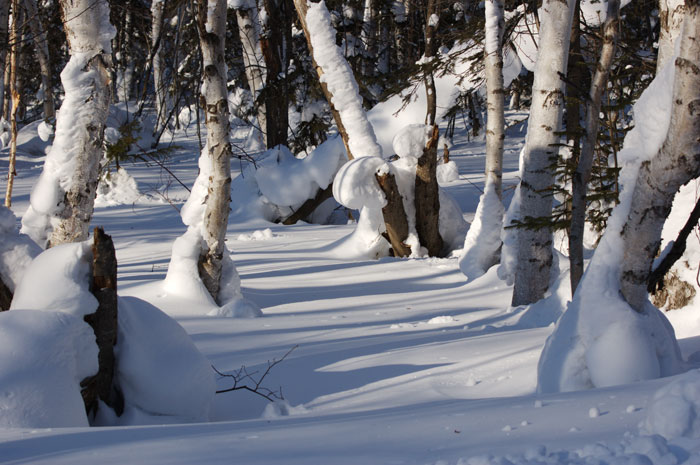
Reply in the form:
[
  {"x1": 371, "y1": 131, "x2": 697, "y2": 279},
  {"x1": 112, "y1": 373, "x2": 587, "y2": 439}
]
[
  {"x1": 233, "y1": 1, "x2": 267, "y2": 146},
  {"x1": 512, "y1": 0, "x2": 576, "y2": 307},
  {"x1": 459, "y1": 0, "x2": 506, "y2": 280},
  {"x1": 568, "y1": 0, "x2": 620, "y2": 293},
  {"x1": 657, "y1": 0, "x2": 686, "y2": 75},
  {"x1": 20, "y1": 0, "x2": 114, "y2": 247},
  {"x1": 294, "y1": 0, "x2": 411, "y2": 257},
  {"x1": 620, "y1": 2, "x2": 700, "y2": 312},
  {"x1": 360, "y1": 0, "x2": 377, "y2": 78},
  {"x1": 151, "y1": 0, "x2": 167, "y2": 134},
  {"x1": 23, "y1": 0, "x2": 53, "y2": 120},
  {"x1": 194, "y1": 0, "x2": 233, "y2": 300}
]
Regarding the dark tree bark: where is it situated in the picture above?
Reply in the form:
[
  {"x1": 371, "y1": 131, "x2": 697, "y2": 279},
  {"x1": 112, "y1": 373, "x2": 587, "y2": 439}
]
[
  {"x1": 81, "y1": 227, "x2": 121, "y2": 416},
  {"x1": 376, "y1": 172, "x2": 411, "y2": 257},
  {"x1": 414, "y1": 125, "x2": 443, "y2": 256},
  {"x1": 261, "y1": 0, "x2": 291, "y2": 148},
  {"x1": 281, "y1": 184, "x2": 333, "y2": 225},
  {"x1": 0, "y1": 276, "x2": 11, "y2": 311}
]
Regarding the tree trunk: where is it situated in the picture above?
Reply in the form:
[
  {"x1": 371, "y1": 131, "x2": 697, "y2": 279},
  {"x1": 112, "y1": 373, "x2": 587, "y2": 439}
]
[
  {"x1": 414, "y1": 125, "x2": 443, "y2": 256},
  {"x1": 657, "y1": 0, "x2": 686, "y2": 75},
  {"x1": 81, "y1": 227, "x2": 121, "y2": 416},
  {"x1": 260, "y1": 0, "x2": 290, "y2": 148},
  {"x1": 195, "y1": 0, "x2": 233, "y2": 301},
  {"x1": 376, "y1": 172, "x2": 411, "y2": 257},
  {"x1": 568, "y1": 0, "x2": 620, "y2": 293},
  {"x1": 423, "y1": 0, "x2": 437, "y2": 126},
  {"x1": 0, "y1": 0, "x2": 10, "y2": 121},
  {"x1": 512, "y1": 0, "x2": 576, "y2": 307},
  {"x1": 151, "y1": 0, "x2": 167, "y2": 134},
  {"x1": 484, "y1": 0, "x2": 505, "y2": 199},
  {"x1": 20, "y1": 0, "x2": 113, "y2": 247},
  {"x1": 233, "y1": 2, "x2": 267, "y2": 145},
  {"x1": 23, "y1": 0, "x2": 53, "y2": 120},
  {"x1": 620, "y1": 2, "x2": 700, "y2": 311},
  {"x1": 4, "y1": 0, "x2": 18, "y2": 208},
  {"x1": 0, "y1": 275, "x2": 11, "y2": 311}
]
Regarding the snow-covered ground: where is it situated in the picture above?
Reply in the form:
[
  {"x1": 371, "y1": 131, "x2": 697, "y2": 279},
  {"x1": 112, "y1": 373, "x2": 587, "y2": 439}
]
[{"x1": 1, "y1": 115, "x2": 700, "y2": 464}]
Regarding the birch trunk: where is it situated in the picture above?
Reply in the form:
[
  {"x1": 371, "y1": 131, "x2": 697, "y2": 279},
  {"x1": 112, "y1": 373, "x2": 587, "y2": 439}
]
[
  {"x1": 423, "y1": 0, "x2": 437, "y2": 126},
  {"x1": 195, "y1": 0, "x2": 233, "y2": 300},
  {"x1": 620, "y1": 2, "x2": 700, "y2": 311},
  {"x1": 0, "y1": 0, "x2": 10, "y2": 121},
  {"x1": 657, "y1": 0, "x2": 687, "y2": 75},
  {"x1": 151, "y1": 0, "x2": 167, "y2": 133},
  {"x1": 20, "y1": 0, "x2": 114, "y2": 247},
  {"x1": 4, "y1": 0, "x2": 18, "y2": 208},
  {"x1": 233, "y1": 1, "x2": 267, "y2": 146},
  {"x1": 511, "y1": 0, "x2": 576, "y2": 307},
  {"x1": 23, "y1": 0, "x2": 53, "y2": 120},
  {"x1": 568, "y1": 0, "x2": 620, "y2": 293},
  {"x1": 484, "y1": 0, "x2": 505, "y2": 199}
]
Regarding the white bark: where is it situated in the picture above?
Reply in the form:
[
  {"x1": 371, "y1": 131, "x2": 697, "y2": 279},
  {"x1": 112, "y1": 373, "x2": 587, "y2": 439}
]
[
  {"x1": 657, "y1": 0, "x2": 686, "y2": 75},
  {"x1": 620, "y1": 2, "x2": 700, "y2": 311},
  {"x1": 512, "y1": 0, "x2": 576, "y2": 306},
  {"x1": 194, "y1": 0, "x2": 233, "y2": 301},
  {"x1": 0, "y1": 0, "x2": 10, "y2": 120},
  {"x1": 151, "y1": 0, "x2": 167, "y2": 132},
  {"x1": 233, "y1": 2, "x2": 267, "y2": 146},
  {"x1": 484, "y1": 0, "x2": 505, "y2": 198},
  {"x1": 20, "y1": 0, "x2": 114, "y2": 247}
]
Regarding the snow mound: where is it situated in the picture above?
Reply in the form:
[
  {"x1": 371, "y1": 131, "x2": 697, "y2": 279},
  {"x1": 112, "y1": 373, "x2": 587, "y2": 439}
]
[
  {"x1": 0, "y1": 310, "x2": 98, "y2": 428},
  {"x1": 95, "y1": 168, "x2": 142, "y2": 207},
  {"x1": 237, "y1": 228, "x2": 274, "y2": 241},
  {"x1": 460, "y1": 181, "x2": 505, "y2": 281},
  {"x1": 643, "y1": 369, "x2": 700, "y2": 440},
  {"x1": 112, "y1": 296, "x2": 216, "y2": 422},
  {"x1": 437, "y1": 161, "x2": 459, "y2": 184},
  {"x1": 0, "y1": 206, "x2": 41, "y2": 292},
  {"x1": 11, "y1": 241, "x2": 98, "y2": 318},
  {"x1": 332, "y1": 156, "x2": 389, "y2": 210},
  {"x1": 457, "y1": 434, "x2": 688, "y2": 465}
]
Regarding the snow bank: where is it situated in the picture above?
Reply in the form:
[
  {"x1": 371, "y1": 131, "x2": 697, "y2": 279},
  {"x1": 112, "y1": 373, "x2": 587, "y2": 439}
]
[
  {"x1": 230, "y1": 137, "x2": 346, "y2": 225},
  {"x1": 11, "y1": 241, "x2": 98, "y2": 317},
  {"x1": 0, "y1": 206, "x2": 41, "y2": 292},
  {"x1": 644, "y1": 369, "x2": 700, "y2": 440},
  {"x1": 537, "y1": 46, "x2": 683, "y2": 393},
  {"x1": 0, "y1": 310, "x2": 98, "y2": 428},
  {"x1": 95, "y1": 168, "x2": 142, "y2": 207},
  {"x1": 109, "y1": 296, "x2": 215, "y2": 423},
  {"x1": 456, "y1": 433, "x2": 691, "y2": 465},
  {"x1": 460, "y1": 181, "x2": 505, "y2": 281}
]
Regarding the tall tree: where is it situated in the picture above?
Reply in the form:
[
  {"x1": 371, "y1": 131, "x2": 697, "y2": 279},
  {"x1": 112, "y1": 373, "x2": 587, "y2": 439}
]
[
  {"x1": 20, "y1": 0, "x2": 114, "y2": 247},
  {"x1": 23, "y1": 0, "x2": 54, "y2": 121},
  {"x1": 620, "y1": 0, "x2": 700, "y2": 311},
  {"x1": 512, "y1": 0, "x2": 576, "y2": 306},
  {"x1": 568, "y1": 0, "x2": 621, "y2": 293}
]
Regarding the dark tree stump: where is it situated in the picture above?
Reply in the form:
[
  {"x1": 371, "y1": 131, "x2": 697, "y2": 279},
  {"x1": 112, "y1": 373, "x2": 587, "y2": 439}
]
[
  {"x1": 0, "y1": 276, "x2": 11, "y2": 311},
  {"x1": 376, "y1": 171, "x2": 411, "y2": 257},
  {"x1": 414, "y1": 125, "x2": 443, "y2": 257},
  {"x1": 81, "y1": 227, "x2": 122, "y2": 416},
  {"x1": 281, "y1": 184, "x2": 334, "y2": 225}
]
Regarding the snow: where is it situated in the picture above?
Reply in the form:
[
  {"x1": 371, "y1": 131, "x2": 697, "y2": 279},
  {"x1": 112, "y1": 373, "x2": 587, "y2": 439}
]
[
  {"x1": 0, "y1": 206, "x2": 40, "y2": 291},
  {"x1": 0, "y1": 310, "x2": 98, "y2": 428},
  {"x1": 95, "y1": 168, "x2": 142, "y2": 207},
  {"x1": 460, "y1": 181, "x2": 505, "y2": 281},
  {"x1": 2, "y1": 57, "x2": 700, "y2": 462}
]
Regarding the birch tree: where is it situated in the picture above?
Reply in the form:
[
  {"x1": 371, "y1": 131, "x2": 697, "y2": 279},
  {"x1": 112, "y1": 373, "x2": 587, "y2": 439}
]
[
  {"x1": 620, "y1": 0, "x2": 700, "y2": 311},
  {"x1": 568, "y1": 0, "x2": 620, "y2": 293},
  {"x1": 232, "y1": 0, "x2": 267, "y2": 146},
  {"x1": 459, "y1": 0, "x2": 506, "y2": 280},
  {"x1": 20, "y1": 0, "x2": 114, "y2": 247},
  {"x1": 512, "y1": 0, "x2": 576, "y2": 306},
  {"x1": 0, "y1": 0, "x2": 9, "y2": 120},
  {"x1": 657, "y1": 0, "x2": 687, "y2": 74},
  {"x1": 151, "y1": 0, "x2": 167, "y2": 133},
  {"x1": 23, "y1": 0, "x2": 54, "y2": 121}
]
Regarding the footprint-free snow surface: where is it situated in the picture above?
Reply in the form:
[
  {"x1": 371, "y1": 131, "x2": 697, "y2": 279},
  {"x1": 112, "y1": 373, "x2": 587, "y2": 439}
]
[{"x1": 2, "y1": 119, "x2": 700, "y2": 465}]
